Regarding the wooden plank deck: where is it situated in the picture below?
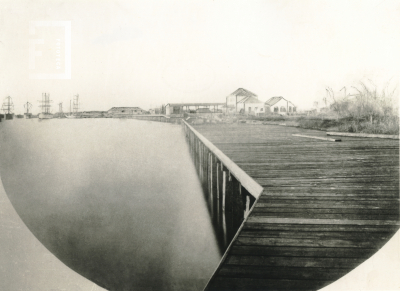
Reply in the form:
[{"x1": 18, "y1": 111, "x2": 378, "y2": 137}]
[{"x1": 194, "y1": 124, "x2": 400, "y2": 291}]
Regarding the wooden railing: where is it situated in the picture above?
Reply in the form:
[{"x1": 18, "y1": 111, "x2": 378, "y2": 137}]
[{"x1": 182, "y1": 120, "x2": 263, "y2": 249}]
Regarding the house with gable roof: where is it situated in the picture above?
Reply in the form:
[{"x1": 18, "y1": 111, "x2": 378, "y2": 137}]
[
  {"x1": 226, "y1": 88, "x2": 265, "y2": 115},
  {"x1": 265, "y1": 96, "x2": 297, "y2": 115}
]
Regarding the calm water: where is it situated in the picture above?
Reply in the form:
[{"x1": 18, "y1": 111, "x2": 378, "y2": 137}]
[{"x1": 0, "y1": 118, "x2": 221, "y2": 291}]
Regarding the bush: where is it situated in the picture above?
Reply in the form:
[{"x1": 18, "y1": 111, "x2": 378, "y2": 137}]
[
  {"x1": 296, "y1": 117, "x2": 339, "y2": 130},
  {"x1": 255, "y1": 115, "x2": 285, "y2": 122},
  {"x1": 321, "y1": 81, "x2": 399, "y2": 134}
]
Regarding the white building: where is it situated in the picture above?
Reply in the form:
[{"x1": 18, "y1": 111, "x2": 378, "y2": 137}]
[
  {"x1": 165, "y1": 103, "x2": 225, "y2": 116},
  {"x1": 226, "y1": 88, "x2": 265, "y2": 115},
  {"x1": 265, "y1": 97, "x2": 297, "y2": 115}
]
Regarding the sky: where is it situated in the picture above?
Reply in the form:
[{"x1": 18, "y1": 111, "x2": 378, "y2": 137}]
[{"x1": 0, "y1": 0, "x2": 399, "y2": 114}]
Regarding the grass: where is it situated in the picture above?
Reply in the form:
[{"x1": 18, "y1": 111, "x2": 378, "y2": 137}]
[
  {"x1": 337, "y1": 119, "x2": 399, "y2": 134},
  {"x1": 245, "y1": 112, "x2": 399, "y2": 135},
  {"x1": 206, "y1": 110, "x2": 399, "y2": 135},
  {"x1": 295, "y1": 116, "x2": 399, "y2": 134}
]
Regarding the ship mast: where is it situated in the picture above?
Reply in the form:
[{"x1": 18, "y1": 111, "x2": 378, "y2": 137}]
[
  {"x1": 24, "y1": 102, "x2": 32, "y2": 114},
  {"x1": 73, "y1": 94, "x2": 79, "y2": 115},
  {"x1": 1, "y1": 96, "x2": 14, "y2": 114},
  {"x1": 39, "y1": 93, "x2": 52, "y2": 114}
]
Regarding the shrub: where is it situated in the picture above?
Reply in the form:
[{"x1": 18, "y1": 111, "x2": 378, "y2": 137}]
[{"x1": 322, "y1": 81, "x2": 399, "y2": 134}]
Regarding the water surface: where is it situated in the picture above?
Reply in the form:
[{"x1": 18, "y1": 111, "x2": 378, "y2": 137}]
[{"x1": 0, "y1": 118, "x2": 220, "y2": 290}]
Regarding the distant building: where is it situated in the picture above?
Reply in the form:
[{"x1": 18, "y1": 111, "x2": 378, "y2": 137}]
[
  {"x1": 196, "y1": 108, "x2": 212, "y2": 113},
  {"x1": 81, "y1": 111, "x2": 107, "y2": 118},
  {"x1": 148, "y1": 108, "x2": 162, "y2": 115},
  {"x1": 107, "y1": 107, "x2": 147, "y2": 118},
  {"x1": 265, "y1": 97, "x2": 296, "y2": 115},
  {"x1": 165, "y1": 103, "x2": 225, "y2": 117},
  {"x1": 226, "y1": 88, "x2": 265, "y2": 115}
]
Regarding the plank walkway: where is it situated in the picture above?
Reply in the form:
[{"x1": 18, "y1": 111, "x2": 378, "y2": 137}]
[{"x1": 193, "y1": 124, "x2": 400, "y2": 291}]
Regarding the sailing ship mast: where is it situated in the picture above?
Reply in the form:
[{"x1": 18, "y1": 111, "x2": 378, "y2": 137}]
[
  {"x1": 24, "y1": 101, "x2": 33, "y2": 119},
  {"x1": 73, "y1": 94, "x2": 79, "y2": 116},
  {"x1": 40, "y1": 93, "x2": 51, "y2": 114},
  {"x1": 66, "y1": 94, "x2": 81, "y2": 118},
  {"x1": 38, "y1": 93, "x2": 53, "y2": 119},
  {"x1": 1, "y1": 96, "x2": 14, "y2": 119},
  {"x1": 24, "y1": 102, "x2": 32, "y2": 113}
]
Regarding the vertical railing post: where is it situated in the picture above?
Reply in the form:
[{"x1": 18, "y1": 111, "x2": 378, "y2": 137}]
[
  {"x1": 217, "y1": 162, "x2": 223, "y2": 227},
  {"x1": 221, "y1": 166, "x2": 228, "y2": 247},
  {"x1": 224, "y1": 170, "x2": 234, "y2": 242},
  {"x1": 245, "y1": 195, "x2": 250, "y2": 218},
  {"x1": 199, "y1": 141, "x2": 202, "y2": 179},
  {"x1": 212, "y1": 157, "x2": 219, "y2": 222},
  {"x1": 232, "y1": 180, "x2": 245, "y2": 230},
  {"x1": 197, "y1": 140, "x2": 199, "y2": 173},
  {"x1": 209, "y1": 152, "x2": 213, "y2": 217},
  {"x1": 241, "y1": 186, "x2": 251, "y2": 218}
]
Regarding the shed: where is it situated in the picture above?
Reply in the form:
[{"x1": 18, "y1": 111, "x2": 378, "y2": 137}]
[
  {"x1": 226, "y1": 88, "x2": 265, "y2": 115},
  {"x1": 165, "y1": 103, "x2": 225, "y2": 116},
  {"x1": 265, "y1": 96, "x2": 296, "y2": 114}
]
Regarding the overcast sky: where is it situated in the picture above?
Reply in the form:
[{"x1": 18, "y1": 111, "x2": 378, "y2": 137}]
[{"x1": 1, "y1": 0, "x2": 399, "y2": 114}]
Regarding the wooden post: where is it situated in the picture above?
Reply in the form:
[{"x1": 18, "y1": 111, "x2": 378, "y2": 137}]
[
  {"x1": 212, "y1": 155, "x2": 219, "y2": 222},
  {"x1": 225, "y1": 170, "x2": 234, "y2": 242},
  {"x1": 197, "y1": 140, "x2": 200, "y2": 176},
  {"x1": 241, "y1": 186, "x2": 252, "y2": 218},
  {"x1": 221, "y1": 168, "x2": 228, "y2": 247},
  {"x1": 245, "y1": 195, "x2": 250, "y2": 217},
  {"x1": 217, "y1": 162, "x2": 223, "y2": 226},
  {"x1": 199, "y1": 142, "x2": 202, "y2": 180},
  {"x1": 232, "y1": 180, "x2": 244, "y2": 230},
  {"x1": 209, "y1": 152, "x2": 213, "y2": 217},
  {"x1": 222, "y1": 169, "x2": 226, "y2": 212},
  {"x1": 203, "y1": 145, "x2": 207, "y2": 187},
  {"x1": 201, "y1": 143, "x2": 203, "y2": 182}
]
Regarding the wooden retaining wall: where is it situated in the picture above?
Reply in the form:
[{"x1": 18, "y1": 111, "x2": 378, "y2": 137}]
[
  {"x1": 126, "y1": 114, "x2": 182, "y2": 124},
  {"x1": 129, "y1": 115, "x2": 170, "y2": 122}
]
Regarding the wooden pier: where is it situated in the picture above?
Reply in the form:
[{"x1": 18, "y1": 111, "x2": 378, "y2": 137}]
[{"x1": 184, "y1": 122, "x2": 399, "y2": 291}]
